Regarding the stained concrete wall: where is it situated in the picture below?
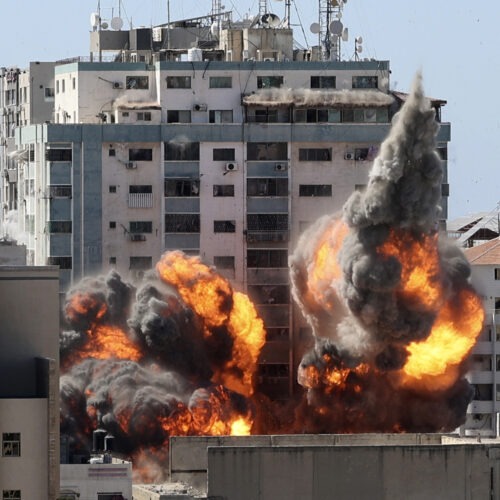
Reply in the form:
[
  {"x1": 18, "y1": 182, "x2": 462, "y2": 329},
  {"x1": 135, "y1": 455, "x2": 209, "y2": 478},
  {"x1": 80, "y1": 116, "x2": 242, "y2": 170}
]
[{"x1": 207, "y1": 444, "x2": 495, "y2": 500}]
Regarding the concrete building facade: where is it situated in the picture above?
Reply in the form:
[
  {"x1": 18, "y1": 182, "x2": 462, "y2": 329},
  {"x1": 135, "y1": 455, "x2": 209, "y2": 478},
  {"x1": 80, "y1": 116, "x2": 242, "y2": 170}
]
[{"x1": 0, "y1": 266, "x2": 60, "y2": 500}]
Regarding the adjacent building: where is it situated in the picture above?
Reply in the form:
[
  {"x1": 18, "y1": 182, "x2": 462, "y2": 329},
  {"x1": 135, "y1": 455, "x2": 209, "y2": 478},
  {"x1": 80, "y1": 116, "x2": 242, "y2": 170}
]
[{"x1": 0, "y1": 8, "x2": 451, "y2": 398}]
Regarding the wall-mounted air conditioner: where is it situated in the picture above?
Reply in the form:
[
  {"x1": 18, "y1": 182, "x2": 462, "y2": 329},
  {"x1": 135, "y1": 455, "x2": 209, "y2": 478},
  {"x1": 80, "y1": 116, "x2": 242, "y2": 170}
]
[
  {"x1": 344, "y1": 152, "x2": 355, "y2": 160},
  {"x1": 193, "y1": 103, "x2": 207, "y2": 111},
  {"x1": 125, "y1": 162, "x2": 137, "y2": 169},
  {"x1": 225, "y1": 162, "x2": 238, "y2": 172},
  {"x1": 275, "y1": 162, "x2": 288, "y2": 172},
  {"x1": 112, "y1": 82, "x2": 123, "y2": 89},
  {"x1": 130, "y1": 233, "x2": 146, "y2": 242}
]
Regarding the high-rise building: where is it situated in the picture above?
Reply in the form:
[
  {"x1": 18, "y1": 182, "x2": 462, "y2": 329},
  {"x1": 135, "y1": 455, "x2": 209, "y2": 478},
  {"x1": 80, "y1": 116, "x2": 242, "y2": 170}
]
[{"x1": 0, "y1": 7, "x2": 451, "y2": 398}]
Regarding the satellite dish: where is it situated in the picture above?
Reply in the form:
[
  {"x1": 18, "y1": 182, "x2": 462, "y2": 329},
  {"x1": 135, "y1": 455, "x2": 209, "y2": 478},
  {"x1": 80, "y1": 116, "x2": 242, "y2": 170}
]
[
  {"x1": 210, "y1": 22, "x2": 220, "y2": 39},
  {"x1": 111, "y1": 17, "x2": 124, "y2": 30},
  {"x1": 100, "y1": 21, "x2": 109, "y2": 30},
  {"x1": 90, "y1": 12, "x2": 100, "y2": 28},
  {"x1": 329, "y1": 20, "x2": 343, "y2": 35},
  {"x1": 261, "y1": 13, "x2": 281, "y2": 27},
  {"x1": 336, "y1": 11, "x2": 342, "y2": 19},
  {"x1": 356, "y1": 36, "x2": 363, "y2": 44},
  {"x1": 356, "y1": 46, "x2": 363, "y2": 53},
  {"x1": 310, "y1": 22, "x2": 320, "y2": 34},
  {"x1": 342, "y1": 27, "x2": 349, "y2": 41}
]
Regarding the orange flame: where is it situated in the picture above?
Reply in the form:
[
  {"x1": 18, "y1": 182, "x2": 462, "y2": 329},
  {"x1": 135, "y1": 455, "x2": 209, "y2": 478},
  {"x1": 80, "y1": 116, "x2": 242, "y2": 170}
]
[
  {"x1": 65, "y1": 291, "x2": 108, "y2": 323},
  {"x1": 400, "y1": 288, "x2": 484, "y2": 390}
]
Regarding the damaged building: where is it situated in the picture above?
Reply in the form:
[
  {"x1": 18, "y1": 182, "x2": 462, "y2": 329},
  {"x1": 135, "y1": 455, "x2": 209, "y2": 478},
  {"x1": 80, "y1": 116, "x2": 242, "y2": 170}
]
[{"x1": 0, "y1": 3, "x2": 451, "y2": 403}]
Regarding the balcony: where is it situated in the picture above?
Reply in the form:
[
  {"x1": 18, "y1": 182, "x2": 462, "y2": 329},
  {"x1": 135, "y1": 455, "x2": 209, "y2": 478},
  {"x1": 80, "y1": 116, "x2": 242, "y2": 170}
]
[
  {"x1": 128, "y1": 193, "x2": 153, "y2": 208},
  {"x1": 246, "y1": 230, "x2": 289, "y2": 243}
]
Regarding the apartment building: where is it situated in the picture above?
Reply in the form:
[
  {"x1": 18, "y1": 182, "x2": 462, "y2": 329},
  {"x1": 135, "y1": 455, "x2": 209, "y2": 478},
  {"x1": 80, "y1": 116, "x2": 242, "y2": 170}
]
[{"x1": 0, "y1": 9, "x2": 451, "y2": 397}]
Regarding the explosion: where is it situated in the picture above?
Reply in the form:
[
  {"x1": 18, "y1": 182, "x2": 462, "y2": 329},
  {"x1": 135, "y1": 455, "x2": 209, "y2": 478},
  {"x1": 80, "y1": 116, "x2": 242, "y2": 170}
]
[
  {"x1": 60, "y1": 73, "x2": 484, "y2": 480},
  {"x1": 290, "y1": 73, "x2": 484, "y2": 432}
]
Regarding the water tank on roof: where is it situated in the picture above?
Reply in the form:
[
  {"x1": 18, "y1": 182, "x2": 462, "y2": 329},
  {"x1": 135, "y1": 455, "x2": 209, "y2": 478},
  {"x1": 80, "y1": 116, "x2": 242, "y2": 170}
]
[{"x1": 187, "y1": 48, "x2": 203, "y2": 61}]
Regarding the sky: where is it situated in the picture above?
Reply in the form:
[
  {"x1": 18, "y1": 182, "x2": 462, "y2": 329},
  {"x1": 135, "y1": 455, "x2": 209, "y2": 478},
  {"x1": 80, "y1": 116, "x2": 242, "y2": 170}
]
[{"x1": 0, "y1": 0, "x2": 498, "y2": 220}]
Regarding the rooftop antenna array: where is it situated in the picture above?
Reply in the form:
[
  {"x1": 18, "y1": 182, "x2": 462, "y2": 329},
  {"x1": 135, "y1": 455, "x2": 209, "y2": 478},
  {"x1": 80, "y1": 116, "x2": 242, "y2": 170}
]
[{"x1": 315, "y1": 0, "x2": 349, "y2": 61}]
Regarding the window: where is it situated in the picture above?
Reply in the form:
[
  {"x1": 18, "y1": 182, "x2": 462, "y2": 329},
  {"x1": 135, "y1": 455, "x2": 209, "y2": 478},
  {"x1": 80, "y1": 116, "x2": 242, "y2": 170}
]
[
  {"x1": 44, "y1": 87, "x2": 55, "y2": 98},
  {"x1": 129, "y1": 256, "x2": 152, "y2": 270},
  {"x1": 352, "y1": 76, "x2": 378, "y2": 89},
  {"x1": 129, "y1": 185, "x2": 152, "y2": 194},
  {"x1": 213, "y1": 185, "x2": 234, "y2": 197},
  {"x1": 355, "y1": 184, "x2": 367, "y2": 192},
  {"x1": 213, "y1": 148, "x2": 235, "y2": 161},
  {"x1": 495, "y1": 269, "x2": 500, "y2": 280},
  {"x1": 299, "y1": 185, "x2": 332, "y2": 197},
  {"x1": 214, "y1": 256, "x2": 235, "y2": 269},
  {"x1": 62, "y1": 80, "x2": 65, "y2": 93},
  {"x1": 166, "y1": 76, "x2": 191, "y2": 89},
  {"x1": 311, "y1": 76, "x2": 336, "y2": 89},
  {"x1": 354, "y1": 148, "x2": 369, "y2": 161},
  {"x1": 72, "y1": 77, "x2": 76, "y2": 90},
  {"x1": 164, "y1": 179, "x2": 199, "y2": 197},
  {"x1": 109, "y1": 257, "x2": 116, "y2": 265},
  {"x1": 109, "y1": 148, "x2": 116, "y2": 157},
  {"x1": 473, "y1": 384, "x2": 493, "y2": 401},
  {"x1": 47, "y1": 256, "x2": 72, "y2": 269},
  {"x1": 247, "y1": 214, "x2": 288, "y2": 231},
  {"x1": 210, "y1": 76, "x2": 232, "y2": 88},
  {"x1": 47, "y1": 221, "x2": 72, "y2": 233},
  {"x1": 267, "y1": 328, "x2": 289, "y2": 341},
  {"x1": 2, "y1": 433, "x2": 20, "y2": 457},
  {"x1": 129, "y1": 149, "x2": 152, "y2": 161},
  {"x1": 136, "y1": 112, "x2": 152, "y2": 121},
  {"x1": 214, "y1": 220, "x2": 236, "y2": 233},
  {"x1": 109, "y1": 185, "x2": 117, "y2": 193},
  {"x1": 167, "y1": 110, "x2": 191, "y2": 123},
  {"x1": 441, "y1": 184, "x2": 450, "y2": 196},
  {"x1": 247, "y1": 249, "x2": 288, "y2": 268},
  {"x1": 165, "y1": 214, "x2": 200, "y2": 232},
  {"x1": 294, "y1": 108, "x2": 341, "y2": 123},
  {"x1": 247, "y1": 142, "x2": 287, "y2": 161},
  {"x1": 248, "y1": 285, "x2": 290, "y2": 304},
  {"x1": 126, "y1": 76, "x2": 149, "y2": 89},
  {"x1": 56, "y1": 80, "x2": 59, "y2": 94},
  {"x1": 109, "y1": 221, "x2": 116, "y2": 229},
  {"x1": 257, "y1": 76, "x2": 284, "y2": 89},
  {"x1": 209, "y1": 110, "x2": 233, "y2": 123},
  {"x1": 2, "y1": 491, "x2": 21, "y2": 500},
  {"x1": 258, "y1": 363, "x2": 289, "y2": 377},
  {"x1": 247, "y1": 178, "x2": 288, "y2": 196},
  {"x1": 129, "y1": 221, "x2": 153, "y2": 233},
  {"x1": 437, "y1": 147, "x2": 448, "y2": 160},
  {"x1": 298, "y1": 148, "x2": 331, "y2": 161},
  {"x1": 45, "y1": 148, "x2": 72, "y2": 161},
  {"x1": 48, "y1": 185, "x2": 72, "y2": 198},
  {"x1": 165, "y1": 142, "x2": 200, "y2": 161}
]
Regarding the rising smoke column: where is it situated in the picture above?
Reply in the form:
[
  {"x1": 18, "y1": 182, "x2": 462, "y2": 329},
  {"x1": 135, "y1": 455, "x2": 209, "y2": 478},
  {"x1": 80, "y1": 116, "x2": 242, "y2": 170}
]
[
  {"x1": 290, "y1": 73, "x2": 484, "y2": 432},
  {"x1": 60, "y1": 253, "x2": 265, "y2": 480}
]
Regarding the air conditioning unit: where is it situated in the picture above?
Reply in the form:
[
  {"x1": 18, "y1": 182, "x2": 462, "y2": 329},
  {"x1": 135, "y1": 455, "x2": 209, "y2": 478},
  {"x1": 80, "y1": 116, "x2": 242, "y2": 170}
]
[
  {"x1": 344, "y1": 152, "x2": 355, "y2": 160},
  {"x1": 193, "y1": 103, "x2": 207, "y2": 112},
  {"x1": 130, "y1": 233, "x2": 146, "y2": 242},
  {"x1": 263, "y1": 57, "x2": 275, "y2": 62},
  {"x1": 112, "y1": 82, "x2": 123, "y2": 89},
  {"x1": 125, "y1": 162, "x2": 137, "y2": 169},
  {"x1": 225, "y1": 162, "x2": 238, "y2": 172},
  {"x1": 275, "y1": 162, "x2": 288, "y2": 172}
]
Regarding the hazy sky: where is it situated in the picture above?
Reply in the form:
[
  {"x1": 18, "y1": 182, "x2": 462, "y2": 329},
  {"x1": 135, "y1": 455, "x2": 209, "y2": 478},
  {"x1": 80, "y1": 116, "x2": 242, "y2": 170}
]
[{"x1": 0, "y1": 1, "x2": 497, "y2": 220}]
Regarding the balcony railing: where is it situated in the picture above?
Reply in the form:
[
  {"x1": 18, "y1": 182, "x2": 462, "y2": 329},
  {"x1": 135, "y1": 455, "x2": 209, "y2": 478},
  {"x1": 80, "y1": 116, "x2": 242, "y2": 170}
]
[
  {"x1": 128, "y1": 193, "x2": 153, "y2": 208},
  {"x1": 246, "y1": 230, "x2": 289, "y2": 243}
]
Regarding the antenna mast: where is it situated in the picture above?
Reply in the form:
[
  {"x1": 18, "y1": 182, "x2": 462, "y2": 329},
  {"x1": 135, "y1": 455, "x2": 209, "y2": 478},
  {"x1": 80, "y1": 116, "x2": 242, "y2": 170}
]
[
  {"x1": 259, "y1": 0, "x2": 268, "y2": 17},
  {"x1": 319, "y1": 0, "x2": 346, "y2": 61}
]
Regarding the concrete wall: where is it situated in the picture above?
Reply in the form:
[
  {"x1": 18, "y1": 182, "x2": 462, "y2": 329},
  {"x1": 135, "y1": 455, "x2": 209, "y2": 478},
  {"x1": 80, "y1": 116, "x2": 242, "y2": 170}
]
[{"x1": 207, "y1": 444, "x2": 494, "y2": 500}]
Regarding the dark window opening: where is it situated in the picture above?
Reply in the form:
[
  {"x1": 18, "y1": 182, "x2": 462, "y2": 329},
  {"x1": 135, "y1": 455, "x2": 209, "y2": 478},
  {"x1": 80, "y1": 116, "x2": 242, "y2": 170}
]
[
  {"x1": 214, "y1": 256, "x2": 235, "y2": 269},
  {"x1": 247, "y1": 142, "x2": 287, "y2": 161},
  {"x1": 352, "y1": 76, "x2": 378, "y2": 89},
  {"x1": 129, "y1": 185, "x2": 152, "y2": 194},
  {"x1": 164, "y1": 179, "x2": 199, "y2": 197},
  {"x1": 214, "y1": 220, "x2": 236, "y2": 233},
  {"x1": 299, "y1": 184, "x2": 332, "y2": 197},
  {"x1": 298, "y1": 148, "x2": 332, "y2": 161},
  {"x1": 165, "y1": 142, "x2": 200, "y2": 161},
  {"x1": 213, "y1": 185, "x2": 234, "y2": 197},
  {"x1": 310, "y1": 76, "x2": 336, "y2": 89},
  {"x1": 129, "y1": 221, "x2": 153, "y2": 233},
  {"x1": 166, "y1": 76, "x2": 191, "y2": 89},
  {"x1": 129, "y1": 148, "x2": 152, "y2": 161},
  {"x1": 257, "y1": 76, "x2": 284, "y2": 89},
  {"x1": 247, "y1": 178, "x2": 288, "y2": 196},
  {"x1": 46, "y1": 148, "x2": 72, "y2": 161},
  {"x1": 248, "y1": 285, "x2": 290, "y2": 304},
  {"x1": 165, "y1": 214, "x2": 200, "y2": 233},
  {"x1": 247, "y1": 249, "x2": 288, "y2": 268},
  {"x1": 247, "y1": 214, "x2": 288, "y2": 231},
  {"x1": 126, "y1": 76, "x2": 149, "y2": 89},
  {"x1": 213, "y1": 148, "x2": 235, "y2": 161},
  {"x1": 47, "y1": 256, "x2": 72, "y2": 269}
]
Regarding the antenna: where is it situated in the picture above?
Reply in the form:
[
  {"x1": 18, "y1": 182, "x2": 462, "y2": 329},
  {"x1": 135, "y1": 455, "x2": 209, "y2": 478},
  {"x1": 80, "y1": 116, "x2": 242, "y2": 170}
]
[
  {"x1": 318, "y1": 0, "x2": 346, "y2": 61},
  {"x1": 111, "y1": 17, "x2": 123, "y2": 30},
  {"x1": 355, "y1": 36, "x2": 363, "y2": 61}
]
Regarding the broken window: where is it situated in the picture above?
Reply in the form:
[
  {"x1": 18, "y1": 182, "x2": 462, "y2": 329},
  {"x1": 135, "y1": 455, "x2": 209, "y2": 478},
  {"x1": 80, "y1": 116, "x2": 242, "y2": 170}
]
[
  {"x1": 165, "y1": 142, "x2": 200, "y2": 161},
  {"x1": 126, "y1": 76, "x2": 149, "y2": 89},
  {"x1": 214, "y1": 220, "x2": 236, "y2": 233},
  {"x1": 214, "y1": 256, "x2": 235, "y2": 269},
  {"x1": 213, "y1": 148, "x2": 235, "y2": 161},
  {"x1": 166, "y1": 76, "x2": 191, "y2": 89},
  {"x1": 213, "y1": 185, "x2": 234, "y2": 197},
  {"x1": 311, "y1": 76, "x2": 336, "y2": 89},
  {"x1": 129, "y1": 221, "x2": 153, "y2": 233},
  {"x1": 209, "y1": 110, "x2": 233, "y2": 123},
  {"x1": 167, "y1": 110, "x2": 191, "y2": 123},
  {"x1": 47, "y1": 256, "x2": 72, "y2": 269},
  {"x1": 47, "y1": 221, "x2": 72, "y2": 233},
  {"x1": 165, "y1": 214, "x2": 200, "y2": 233},
  {"x1": 257, "y1": 76, "x2": 284, "y2": 89},
  {"x1": 209, "y1": 76, "x2": 232, "y2": 88},
  {"x1": 247, "y1": 214, "x2": 288, "y2": 231},
  {"x1": 2, "y1": 433, "x2": 20, "y2": 457},
  {"x1": 247, "y1": 178, "x2": 288, "y2": 197},
  {"x1": 164, "y1": 179, "x2": 199, "y2": 197},
  {"x1": 298, "y1": 148, "x2": 331, "y2": 161},
  {"x1": 352, "y1": 76, "x2": 378, "y2": 89},
  {"x1": 247, "y1": 249, "x2": 288, "y2": 268},
  {"x1": 299, "y1": 185, "x2": 332, "y2": 197},
  {"x1": 247, "y1": 285, "x2": 290, "y2": 304},
  {"x1": 129, "y1": 149, "x2": 153, "y2": 161},
  {"x1": 247, "y1": 142, "x2": 287, "y2": 161}
]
